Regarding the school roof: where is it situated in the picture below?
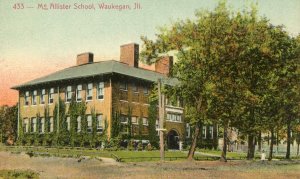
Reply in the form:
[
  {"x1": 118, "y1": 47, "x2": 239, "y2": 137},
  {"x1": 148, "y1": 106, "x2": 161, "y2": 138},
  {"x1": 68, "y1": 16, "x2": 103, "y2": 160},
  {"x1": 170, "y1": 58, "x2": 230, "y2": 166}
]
[{"x1": 12, "y1": 60, "x2": 178, "y2": 89}]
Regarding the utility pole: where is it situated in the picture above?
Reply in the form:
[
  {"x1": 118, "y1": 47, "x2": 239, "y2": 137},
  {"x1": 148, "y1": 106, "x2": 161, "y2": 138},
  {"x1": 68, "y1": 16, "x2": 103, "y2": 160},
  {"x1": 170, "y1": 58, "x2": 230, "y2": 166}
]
[{"x1": 158, "y1": 79, "x2": 165, "y2": 161}]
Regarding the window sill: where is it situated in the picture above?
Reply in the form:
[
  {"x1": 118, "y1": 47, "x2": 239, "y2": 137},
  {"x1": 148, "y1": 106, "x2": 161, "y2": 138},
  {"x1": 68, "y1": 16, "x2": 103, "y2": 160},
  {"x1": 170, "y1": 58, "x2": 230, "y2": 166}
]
[
  {"x1": 119, "y1": 100, "x2": 128, "y2": 103},
  {"x1": 166, "y1": 120, "x2": 183, "y2": 124}
]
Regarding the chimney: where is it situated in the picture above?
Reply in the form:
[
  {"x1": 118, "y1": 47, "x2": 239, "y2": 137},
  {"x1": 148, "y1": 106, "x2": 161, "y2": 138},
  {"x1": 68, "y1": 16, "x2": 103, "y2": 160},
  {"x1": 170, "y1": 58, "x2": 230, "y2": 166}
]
[
  {"x1": 120, "y1": 43, "x2": 139, "y2": 67},
  {"x1": 155, "y1": 56, "x2": 173, "y2": 76},
  {"x1": 77, "y1": 52, "x2": 94, "y2": 65}
]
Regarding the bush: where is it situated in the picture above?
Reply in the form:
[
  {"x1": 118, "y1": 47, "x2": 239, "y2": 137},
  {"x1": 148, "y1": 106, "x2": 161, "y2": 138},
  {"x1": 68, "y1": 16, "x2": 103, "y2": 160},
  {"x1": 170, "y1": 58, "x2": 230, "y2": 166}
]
[{"x1": 137, "y1": 142, "x2": 143, "y2": 151}]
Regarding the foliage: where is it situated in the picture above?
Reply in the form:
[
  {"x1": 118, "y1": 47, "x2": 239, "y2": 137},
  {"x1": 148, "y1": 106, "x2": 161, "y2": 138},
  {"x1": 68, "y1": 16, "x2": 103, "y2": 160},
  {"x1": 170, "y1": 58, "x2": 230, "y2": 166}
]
[
  {"x1": 148, "y1": 100, "x2": 159, "y2": 148},
  {"x1": 0, "y1": 105, "x2": 17, "y2": 144}
]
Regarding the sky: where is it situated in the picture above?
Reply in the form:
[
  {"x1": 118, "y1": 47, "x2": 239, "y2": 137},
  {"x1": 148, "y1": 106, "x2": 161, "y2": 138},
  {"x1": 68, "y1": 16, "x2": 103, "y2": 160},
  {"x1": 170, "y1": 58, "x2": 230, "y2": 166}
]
[{"x1": 0, "y1": 0, "x2": 300, "y2": 106}]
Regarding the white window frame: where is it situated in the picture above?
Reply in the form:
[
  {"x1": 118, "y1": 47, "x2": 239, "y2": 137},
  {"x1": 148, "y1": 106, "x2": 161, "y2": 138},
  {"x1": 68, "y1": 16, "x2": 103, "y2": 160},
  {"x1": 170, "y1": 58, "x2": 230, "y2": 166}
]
[
  {"x1": 96, "y1": 114, "x2": 103, "y2": 133},
  {"x1": 131, "y1": 116, "x2": 138, "y2": 124},
  {"x1": 76, "y1": 84, "x2": 82, "y2": 102},
  {"x1": 97, "y1": 82, "x2": 104, "y2": 100},
  {"x1": 86, "y1": 83, "x2": 93, "y2": 101},
  {"x1": 49, "y1": 88, "x2": 54, "y2": 104},
  {"x1": 66, "y1": 86, "x2": 73, "y2": 102},
  {"x1": 87, "y1": 115, "x2": 92, "y2": 133},
  {"x1": 32, "y1": 90, "x2": 37, "y2": 105},
  {"x1": 25, "y1": 91, "x2": 30, "y2": 106},
  {"x1": 23, "y1": 118, "x2": 29, "y2": 133},
  {"x1": 142, "y1": 117, "x2": 148, "y2": 126},
  {"x1": 39, "y1": 118, "x2": 45, "y2": 133},
  {"x1": 40, "y1": 89, "x2": 46, "y2": 104},
  {"x1": 66, "y1": 116, "x2": 71, "y2": 131},
  {"x1": 202, "y1": 126, "x2": 206, "y2": 139},
  {"x1": 77, "y1": 116, "x2": 81, "y2": 133},
  {"x1": 31, "y1": 117, "x2": 37, "y2": 133},
  {"x1": 50, "y1": 117, "x2": 54, "y2": 132}
]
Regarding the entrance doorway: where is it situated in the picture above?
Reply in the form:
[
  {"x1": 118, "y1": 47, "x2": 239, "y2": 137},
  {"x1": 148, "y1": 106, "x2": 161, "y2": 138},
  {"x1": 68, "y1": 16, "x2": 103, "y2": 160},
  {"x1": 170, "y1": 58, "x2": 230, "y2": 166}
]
[{"x1": 167, "y1": 130, "x2": 179, "y2": 150}]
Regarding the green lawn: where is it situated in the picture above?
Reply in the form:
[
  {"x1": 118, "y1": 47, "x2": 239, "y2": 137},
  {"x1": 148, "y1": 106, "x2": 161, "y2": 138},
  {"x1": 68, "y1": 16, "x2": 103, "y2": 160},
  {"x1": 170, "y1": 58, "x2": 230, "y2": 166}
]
[{"x1": 0, "y1": 169, "x2": 39, "y2": 179}]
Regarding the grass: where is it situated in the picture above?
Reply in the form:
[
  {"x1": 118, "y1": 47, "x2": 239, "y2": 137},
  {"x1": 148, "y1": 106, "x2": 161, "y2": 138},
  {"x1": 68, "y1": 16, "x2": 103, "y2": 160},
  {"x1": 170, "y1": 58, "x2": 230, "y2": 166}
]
[{"x1": 0, "y1": 169, "x2": 39, "y2": 179}]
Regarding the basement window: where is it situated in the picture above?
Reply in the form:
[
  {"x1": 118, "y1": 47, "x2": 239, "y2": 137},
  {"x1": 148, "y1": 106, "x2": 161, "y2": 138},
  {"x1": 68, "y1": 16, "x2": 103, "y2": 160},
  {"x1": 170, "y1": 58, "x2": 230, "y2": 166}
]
[
  {"x1": 40, "y1": 89, "x2": 45, "y2": 104},
  {"x1": 49, "y1": 88, "x2": 54, "y2": 104},
  {"x1": 76, "y1": 84, "x2": 82, "y2": 102},
  {"x1": 97, "y1": 82, "x2": 104, "y2": 100},
  {"x1": 25, "y1": 91, "x2": 29, "y2": 106},
  {"x1": 86, "y1": 83, "x2": 93, "y2": 101},
  {"x1": 96, "y1": 114, "x2": 103, "y2": 133}
]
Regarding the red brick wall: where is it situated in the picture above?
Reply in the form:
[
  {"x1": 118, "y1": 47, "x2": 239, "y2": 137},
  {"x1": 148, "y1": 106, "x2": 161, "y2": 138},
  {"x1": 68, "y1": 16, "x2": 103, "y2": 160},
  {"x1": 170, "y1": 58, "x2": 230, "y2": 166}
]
[
  {"x1": 155, "y1": 56, "x2": 173, "y2": 76},
  {"x1": 120, "y1": 43, "x2": 139, "y2": 67}
]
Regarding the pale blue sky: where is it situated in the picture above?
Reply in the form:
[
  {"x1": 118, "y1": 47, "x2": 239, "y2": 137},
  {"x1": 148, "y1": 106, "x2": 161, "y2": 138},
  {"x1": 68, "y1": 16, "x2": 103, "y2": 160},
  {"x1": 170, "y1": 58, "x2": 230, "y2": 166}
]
[{"x1": 1, "y1": 0, "x2": 299, "y2": 105}]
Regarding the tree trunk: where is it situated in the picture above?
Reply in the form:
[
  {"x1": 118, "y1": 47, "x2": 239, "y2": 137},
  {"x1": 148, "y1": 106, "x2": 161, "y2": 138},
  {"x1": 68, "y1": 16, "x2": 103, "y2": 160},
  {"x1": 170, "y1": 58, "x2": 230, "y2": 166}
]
[
  {"x1": 247, "y1": 134, "x2": 255, "y2": 160},
  {"x1": 286, "y1": 119, "x2": 291, "y2": 159},
  {"x1": 258, "y1": 131, "x2": 262, "y2": 152},
  {"x1": 269, "y1": 129, "x2": 274, "y2": 161},
  {"x1": 220, "y1": 123, "x2": 228, "y2": 162},
  {"x1": 187, "y1": 123, "x2": 200, "y2": 160}
]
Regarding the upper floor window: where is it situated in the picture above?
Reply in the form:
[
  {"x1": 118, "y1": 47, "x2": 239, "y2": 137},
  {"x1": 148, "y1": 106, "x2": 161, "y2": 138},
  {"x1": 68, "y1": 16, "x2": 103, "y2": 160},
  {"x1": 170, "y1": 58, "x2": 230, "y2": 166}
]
[
  {"x1": 97, "y1": 82, "x2": 104, "y2": 100},
  {"x1": 40, "y1": 89, "x2": 46, "y2": 104},
  {"x1": 49, "y1": 88, "x2": 54, "y2": 104},
  {"x1": 77, "y1": 116, "x2": 81, "y2": 133},
  {"x1": 202, "y1": 126, "x2": 206, "y2": 139},
  {"x1": 32, "y1": 90, "x2": 37, "y2": 105},
  {"x1": 142, "y1": 117, "x2": 148, "y2": 126},
  {"x1": 66, "y1": 116, "x2": 70, "y2": 131},
  {"x1": 49, "y1": 117, "x2": 54, "y2": 132},
  {"x1": 143, "y1": 86, "x2": 149, "y2": 95},
  {"x1": 25, "y1": 91, "x2": 30, "y2": 106},
  {"x1": 86, "y1": 83, "x2": 93, "y2": 101},
  {"x1": 120, "y1": 82, "x2": 128, "y2": 91},
  {"x1": 76, "y1": 84, "x2": 82, "y2": 102},
  {"x1": 166, "y1": 113, "x2": 182, "y2": 122},
  {"x1": 87, "y1": 115, "x2": 92, "y2": 133},
  {"x1": 31, "y1": 117, "x2": 37, "y2": 133},
  {"x1": 132, "y1": 83, "x2": 138, "y2": 93},
  {"x1": 66, "y1": 86, "x2": 73, "y2": 102},
  {"x1": 96, "y1": 114, "x2": 103, "y2": 133},
  {"x1": 39, "y1": 118, "x2": 45, "y2": 133},
  {"x1": 23, "y1": 118, "x2": 29, "y2": 133}
]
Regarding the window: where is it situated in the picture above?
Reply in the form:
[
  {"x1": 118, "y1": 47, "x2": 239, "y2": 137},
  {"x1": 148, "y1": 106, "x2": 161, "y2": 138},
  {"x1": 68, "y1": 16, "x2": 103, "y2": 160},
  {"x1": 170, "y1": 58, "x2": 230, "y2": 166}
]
[
  {"x1": 167, "y1": 113, "x2": 182, "y2": 122},
  {"x1": 131, "y1": 116, "x2": 138, "y2": 124},
  {"x1": 132, "y1": 83, "x2": 138, "y2": 93},
  {"x1": 208, "y1": 126, "x2": 213, "y2": 139},
  {"x1": 86, "y1": 83, "x2": 93, "y2": 101},
  {"x1": 25, "y1": 91, "x2": 29, "y2": 106},
  {"x1": 23, "y1": 118, "x2": 29, "y2": 133},
  {"x1": 77, "y1": 116, "x2": 81, "y2": 132},
  {"x1": 76, "y1": 85, "x2": 82, "y2": 102},
  {"x1": 202, "y1": 126, "x2": 206, "y2": 139},
  {"x1": 50, "y1": 117, "x2": 54, "y2": 132},
  {"x1": 39, "y1": 118, "x2": 45, "y2": 133},
  {"x1": 120, "y1": 115, "x2": 128, "y2": 124},
  {"x1": 143, "y1": 86, "x2": 149, "y2": 95},
  {"x1": 120, "y1": 82, "x2": 127, "y2": 90},
  {"x1": 97, "y1": 82, "x2": 104, "y2": 100},
  {"x1": 155, "y1": 120, "x2": 159, "y2": 136},
  {"x1": 40, "y1": 89, "x2": 46, "y2": 104},
  {"x1": 49, "y1": 88, "x2": 54, "y2": 104},
  {"x1": 142, "y1": 117, "x2": 148, "y2": 126},
  {"x1": 32, "y1": 90, "x2": 37, "y2": 105},
  {"x1": 66, "y1": 86, "x2": 73, "y2": 102},
  {"x1": 66, "y1": 116, "x2": 70, "y2": 131},
  {"x1": 31, "y1": 118, "x2": 37, "y2": 133},
  {"x1": 96, "y1": 114, "x2": 103, "y2": 133},
  {"x1": 87, "y1": 115, "x2": 92, "y2": 133},
  {"x1": 186, "y1": 123, "x2": 190, "y2": 138}
]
